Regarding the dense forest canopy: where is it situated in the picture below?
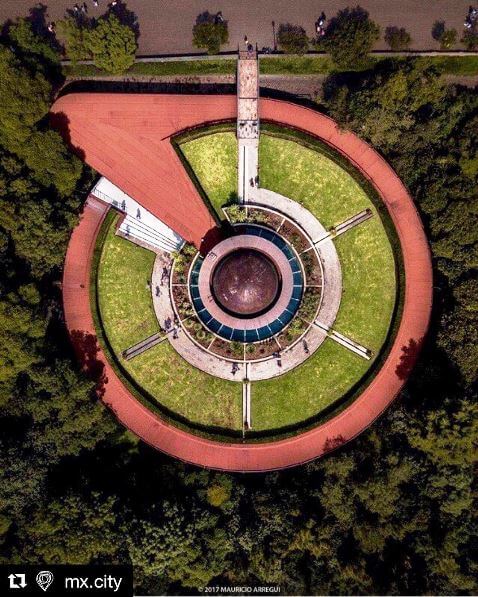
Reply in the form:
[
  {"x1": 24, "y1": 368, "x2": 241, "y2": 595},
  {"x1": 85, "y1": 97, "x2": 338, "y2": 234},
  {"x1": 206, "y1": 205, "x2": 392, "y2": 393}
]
[{"x1": 0, "y1": 19, "x2": 476, "y2": 597}]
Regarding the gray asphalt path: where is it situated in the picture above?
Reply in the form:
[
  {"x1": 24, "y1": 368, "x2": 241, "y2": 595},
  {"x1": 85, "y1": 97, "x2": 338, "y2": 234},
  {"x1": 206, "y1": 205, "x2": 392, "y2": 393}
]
[{"x1": 0, "y1": 0, "x2": 473, "y2": 56}]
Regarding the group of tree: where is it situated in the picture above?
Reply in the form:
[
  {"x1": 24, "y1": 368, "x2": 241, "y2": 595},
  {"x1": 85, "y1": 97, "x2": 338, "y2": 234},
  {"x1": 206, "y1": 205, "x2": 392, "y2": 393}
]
[
  {"x1": 276, "y1": 4, "x2": 478, "y2": 59},
  {"x1": 0, "y1": 11, "x2": 477, "y2": 597},
  {"x1": 0, "y1": 17, "x2": 117, "y2": 533},
  {"x1": 192, "y1": 11, "x2": 229, "y2": 55},
  {"x1": 276, "y1": 6, "x2": 380, "y2": 63},
  {"x1": 5, "y1": 1, "x2": 138, "y2": 74},
  {"x1": 60, "y1": 0, "x2": 138, "y2": 73},
  {"x1": 58, "y1": 9, "x2": 137, "y2": 73}
]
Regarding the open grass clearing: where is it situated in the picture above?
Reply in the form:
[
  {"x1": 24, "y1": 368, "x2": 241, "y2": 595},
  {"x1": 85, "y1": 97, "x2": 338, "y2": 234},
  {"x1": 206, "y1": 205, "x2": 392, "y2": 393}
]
[
  {"x1": 251, "y1": 338, "x2": 369, "y2": 431},
  {"x1": 97, "y1": 218, "x2": 159, "y2": 354},
  {"x1": 259, "y1": 133, "x2": 396, "y2": 352},
  {"x1": 96, "y1": 216, "x2": 242, "y2": 431},
  {"x1": 179, "y1": 131, "x2": 237, "y2": 218}
]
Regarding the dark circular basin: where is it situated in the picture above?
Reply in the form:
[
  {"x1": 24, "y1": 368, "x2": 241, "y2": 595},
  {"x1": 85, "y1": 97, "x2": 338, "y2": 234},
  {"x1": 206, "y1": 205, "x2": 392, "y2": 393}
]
[{"x1": 212, "y1": 249, "x2": 280, "y2": 317}]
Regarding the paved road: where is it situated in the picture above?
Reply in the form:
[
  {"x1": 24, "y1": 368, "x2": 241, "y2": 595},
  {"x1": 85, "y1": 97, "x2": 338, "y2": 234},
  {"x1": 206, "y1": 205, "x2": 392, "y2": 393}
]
[{"x1": 0, "y1": 0, "x2": 473, "y2": 56}]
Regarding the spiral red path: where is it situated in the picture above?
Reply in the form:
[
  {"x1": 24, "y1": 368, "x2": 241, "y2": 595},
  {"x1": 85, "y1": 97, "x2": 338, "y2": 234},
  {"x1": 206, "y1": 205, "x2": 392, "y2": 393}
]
[{"x1": 57, "y1": 94, "x2": 432, "y2": 471}]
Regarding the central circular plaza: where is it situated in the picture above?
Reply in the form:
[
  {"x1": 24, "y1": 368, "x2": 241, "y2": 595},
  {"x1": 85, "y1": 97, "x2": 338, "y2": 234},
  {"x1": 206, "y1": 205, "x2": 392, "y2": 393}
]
[
  {"x1": 212, "y1": 248, "x2": 280, "y2": 317},
  {"x1": 188, "y1": 225, "x2": 305, "y2": 343}
]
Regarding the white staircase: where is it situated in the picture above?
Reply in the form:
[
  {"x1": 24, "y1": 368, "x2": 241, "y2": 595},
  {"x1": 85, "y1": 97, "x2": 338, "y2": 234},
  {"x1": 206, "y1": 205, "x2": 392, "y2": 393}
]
[{"x1": 91, "y1": 177, "x2": 183, "y2": 253}]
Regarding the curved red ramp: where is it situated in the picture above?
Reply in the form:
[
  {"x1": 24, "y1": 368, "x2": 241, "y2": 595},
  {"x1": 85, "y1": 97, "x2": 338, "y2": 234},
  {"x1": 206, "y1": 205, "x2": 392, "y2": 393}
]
[{"x1": 60, "y1": 96, "x2": 433, "y2": 471}]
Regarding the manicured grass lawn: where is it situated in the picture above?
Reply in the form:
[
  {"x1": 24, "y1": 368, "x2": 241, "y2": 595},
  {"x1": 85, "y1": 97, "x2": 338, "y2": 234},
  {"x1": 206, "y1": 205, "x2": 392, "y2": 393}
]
[
  {"x1": 260, "y1": 55, "x2": 478, "y2": 76},
  {"x1": 124, "y1": 342, "x2": 242, "y2": 431},
  {"x1": 260, "y1": 134, "x2": 371, "y2": 227},
  {"x1": 63, "y1": 59, "x2": 236, "y2": 78},
  {"x1": 64, "y1": 55, "x2": 478, "y2": 79},
  {"x1": 96, "y1": 216, "x2": 242, "y2": 431},
  {"x1": 334, "y1": 221, "x2": 396, "y2": 352},
  {"x1": 97, "y1": 130, "x2": 397, "y2": 435},
  {"x1": 252, "y1": 338, "x2": 368, "y2": 431},
  {"x1": 179, "y1": 132, "x2": 237, "y2": 218},
  {"x1": 260, "y1": 55, "x2": 335, "y2": 74},
  {"x1": 259, "y1": 133, "x2": 396, "y2": 352},
  {"x1": 176, "y1": 130, "x2": 397, "y2": 432},
  {"x1": 97, "y1": 218, "x2": 159, "y2": 354}
]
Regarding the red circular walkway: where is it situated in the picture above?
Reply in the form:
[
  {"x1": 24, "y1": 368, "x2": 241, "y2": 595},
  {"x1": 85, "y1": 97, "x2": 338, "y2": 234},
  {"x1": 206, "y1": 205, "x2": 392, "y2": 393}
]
[{"x1": 57, "y1": 94, "x2": 432, "y2": 472}]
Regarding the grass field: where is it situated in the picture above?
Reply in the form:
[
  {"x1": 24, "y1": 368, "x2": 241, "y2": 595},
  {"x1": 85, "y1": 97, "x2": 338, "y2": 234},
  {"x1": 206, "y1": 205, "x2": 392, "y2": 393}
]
[
  {"x1": 179, "y1": 132, "x2": 237, "y2": 218},
  {"x1": 252, "y1": 338, "x2": 369, "y2": 431},
  {"x1": 63, "y1": 55, "x2": 478, "y2": 79},
  {"x1": 123, "y1": 342, "x2": 242, "y2": 431},
  {"x1": 96, "y1": 217, "x2": 242, "y2": 431},
  {"x1": 259, "y1": 54, "x2": 478, "y2": 76},
  {"x1": 63, "y1": 59, "x2": 236, "y2": 78},
  {"x1": 259, "y1": 133, "x2": 396, "y2": 353},
  {"x1": 97, "y1": 220, "x2": 160, "y2": 354}
]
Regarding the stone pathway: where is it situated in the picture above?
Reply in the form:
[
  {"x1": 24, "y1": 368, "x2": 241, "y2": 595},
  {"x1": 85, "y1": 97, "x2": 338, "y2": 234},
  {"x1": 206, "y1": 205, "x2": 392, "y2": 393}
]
[
  {"x1": 151, "y1": 253, "x2": 247, "y2": 383},
  {"x1": 249, "y1": 188, "x2": 342, "y2": 330},
  {"x1": 123, "y1": 332, "x2": 166, "y2": 360},
  {"x1": 144, "y1": 199, "x2": 341, "y2": 383},
  {"x1": 237, "y1": 48, "x2": 260, "y2": 202}
]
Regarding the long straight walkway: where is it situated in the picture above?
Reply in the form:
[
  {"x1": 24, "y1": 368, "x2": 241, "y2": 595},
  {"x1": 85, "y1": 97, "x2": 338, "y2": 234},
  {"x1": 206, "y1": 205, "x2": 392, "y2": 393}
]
[{"x1": 1, "y1": 1, "x2": 471, "y2": 55}]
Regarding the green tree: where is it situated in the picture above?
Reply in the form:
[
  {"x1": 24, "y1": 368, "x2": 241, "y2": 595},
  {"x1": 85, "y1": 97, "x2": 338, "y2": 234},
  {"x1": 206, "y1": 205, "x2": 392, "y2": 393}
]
[
  {"x1": 439, "y1": 28, "x2": 457, "y2": 49},
  {"x1": 384, "y1": 26, "x2": 412, "y2": 50},
  {"x1": 432, "y1": 21, "x2": 457, "y2": 49},
  {"x1": 0, "y1": 47, "x2": 81, "y2": 196},
  {"x1": 322, "y1": 5, "x2": 380, "y2": 67},
  {"x1": 192, "y1": 12, "x2": 228, "y2": 55},
  {"x1": 85, "y1": 13, "x2": 137, "y2": 74},
  {"x1": 16, "y1": 493, "x2": 120, "y2": 564},
  {"x1": 461, "y1": 29, "x2": 478, "y2": 50},
  {"x1": 277, "y1": 23, "x2": 309, "y2": 55},
  {"x1": 7, "y1": 18, "x2": 59, "y2": 66},
  {"x1": 56, "y1": 16, "x2": 90, "y2": 64},
  {"x1": 0, "y1": 47, "x2": 50, "y2": 144}
]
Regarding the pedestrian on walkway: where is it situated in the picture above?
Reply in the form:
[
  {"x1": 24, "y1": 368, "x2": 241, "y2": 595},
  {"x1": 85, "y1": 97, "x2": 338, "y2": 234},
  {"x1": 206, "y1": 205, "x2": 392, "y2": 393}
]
[{"x1": 155, "y1": 285, "x2": 161, "y2": 297}]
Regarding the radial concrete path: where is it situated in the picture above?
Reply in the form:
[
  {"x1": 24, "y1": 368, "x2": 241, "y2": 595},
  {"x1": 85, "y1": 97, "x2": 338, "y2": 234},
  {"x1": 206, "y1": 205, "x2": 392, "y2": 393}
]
[{"x1": 62, "y1": 97, "x2": 432, "y2": 471}]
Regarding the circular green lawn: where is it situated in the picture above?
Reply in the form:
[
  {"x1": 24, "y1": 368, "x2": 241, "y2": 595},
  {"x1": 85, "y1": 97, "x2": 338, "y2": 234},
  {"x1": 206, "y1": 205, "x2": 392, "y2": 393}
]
[{"x1": 93, "y1": 128, "x2": 399, "y2": 438}]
